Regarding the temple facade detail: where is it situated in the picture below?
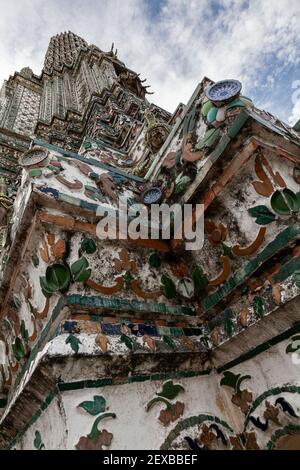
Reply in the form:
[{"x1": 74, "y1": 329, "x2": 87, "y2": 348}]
[{"x1": 0, "y1": 32, "x2": 300, "y2": 450}]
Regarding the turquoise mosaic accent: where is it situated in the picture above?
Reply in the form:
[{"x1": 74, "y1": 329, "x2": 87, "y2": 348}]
[
  {"x1": 33, "y1": 139, "x2": 144, "y2": 183},
  {"x1": 227, "y1": 110, "x2": 249, "y2": 138},
  {"x1": 28, "y1": 169, "x2": 42, "y2": 178},
  {"x1": 66, "y1": 294, "x2": 195, "y2": 316},
  {"x1": 248, "y1": 205, "x2": 276, "y2": 225},
  {"x1": 59, "y1": 192, "x2": 98, "y2": 212},
  {"x1": 274, "y1": 255, "x2": 300, "y2": 283},
  {"x1": 65, "y1": 335, "x2": 81, "y2": 354},
  {"x1": 33, "y1": 430, "x2": 45, "y2": 450},
  {"x1": 39, "y1": 188, "x2": 118, "y2": 216},
  {"x1": 78, "y1": 395, "x2": 106, "y2": 415},
  {"x1": 253, "y1": 295, "x2": 265, "y2": 319},
  {"x1": 209, "y1": 134, "x2": 231, "y2": 159}
]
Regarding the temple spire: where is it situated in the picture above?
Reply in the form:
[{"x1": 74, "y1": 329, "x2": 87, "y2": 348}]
[{"x1": 43, "y1": 31, "x2": 88, "y2": 75}]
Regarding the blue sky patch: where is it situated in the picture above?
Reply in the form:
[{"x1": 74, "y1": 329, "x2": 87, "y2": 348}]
[{"x1": 0, "y1": 0, "x2": 299, "y2": 124}]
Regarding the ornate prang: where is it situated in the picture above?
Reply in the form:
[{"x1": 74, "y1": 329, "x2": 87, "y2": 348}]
[
  {"x1": 43, "y1": 31, "x2": 88, "y2": 75},
  {"x1": 0, "y1": 28, "x2": 300, "y2": 452},
  {"x1": 19, "y1": 67, "x2": 33, "y2": 79}
]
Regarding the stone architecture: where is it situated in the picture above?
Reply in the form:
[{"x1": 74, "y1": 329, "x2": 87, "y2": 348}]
[{"x1": 0, "y1": 32, "x2": 300, "y2": 450}]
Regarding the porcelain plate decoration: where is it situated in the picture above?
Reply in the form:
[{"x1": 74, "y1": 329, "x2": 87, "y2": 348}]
[
  {"x1": 206, "y1": 79, "x2": 242, "y2": 104},
  {"x1": 142, "y1": 187, "x2": 163, "y2": 205},
  {"x1": 20, "y1": 147, "x2": 49, "y2": 169}
]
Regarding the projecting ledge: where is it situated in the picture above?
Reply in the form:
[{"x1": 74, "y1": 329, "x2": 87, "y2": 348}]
[
  {"x1": 213, "y1": 294, "x2": 300, "y2": 372},
  {"x1": 0, "y1": 333, "x2": 211, "y2": 448}
]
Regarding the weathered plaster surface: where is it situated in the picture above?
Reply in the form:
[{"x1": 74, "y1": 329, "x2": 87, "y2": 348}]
[{"x1": 7, "y1": 337, "x2": 300, "y2": 450}]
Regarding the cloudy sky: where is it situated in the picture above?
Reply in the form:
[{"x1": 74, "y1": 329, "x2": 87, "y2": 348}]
[{"x1": 0, "y1": 0, "x2": 299, "y2": 124}]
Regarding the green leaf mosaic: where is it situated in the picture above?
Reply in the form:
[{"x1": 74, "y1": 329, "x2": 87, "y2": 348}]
[
  {"x1": 78, "y1": 396, "x2": 106, "y2": 416},
  {"x1": 66, "y1": 335, "x2": 81, "y2": 354}
]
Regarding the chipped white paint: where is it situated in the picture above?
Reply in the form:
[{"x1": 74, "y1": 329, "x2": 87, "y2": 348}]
[{"x1": 8, "y1": 337, "x2": 300, "y2": 450}]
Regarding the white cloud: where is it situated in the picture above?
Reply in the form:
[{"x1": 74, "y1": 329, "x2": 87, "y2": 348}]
[
  {"x1": 289, "y1": 80, "x2": 300, "y2": 125},
  {"x1": 290, "y1": 101, "x2": 300, "y2": 126},
  {"x1": 0, "y1": 0, "x2": 299, "y2": 121}
]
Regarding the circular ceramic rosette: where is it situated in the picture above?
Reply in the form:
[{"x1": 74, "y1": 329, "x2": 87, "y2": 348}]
[
  {"x1": 206, "y1": 79, "x2": 242, "y2": 104},
  {"x1": 20, "y1": 147, "x2": 49, "y2": 169},
  {"x1": 142, "y1": 187, "x2": 163, "y2": 205}
]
